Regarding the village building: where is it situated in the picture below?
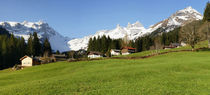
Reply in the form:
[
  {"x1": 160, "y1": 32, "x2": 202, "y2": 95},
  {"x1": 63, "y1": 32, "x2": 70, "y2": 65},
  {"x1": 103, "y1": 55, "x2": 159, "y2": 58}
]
[
  {"x1": 20, "y1": 55, "x2": 41, "y2": 67},
  {"x1": 110, "y1": 49, "x2": 121, "y2": 56},
  {"x1": 121, "y1": 47, "x2": 136, "y2": 55},
  {"x1": 52, "y1": 54, "x2": 67, "y2": 61},
  {"x1": 163, "y1": 43, "x2": 181, "y2": 49},
  {"x1": 87, "y1": 51, "x2": 104, "y2": 58}
]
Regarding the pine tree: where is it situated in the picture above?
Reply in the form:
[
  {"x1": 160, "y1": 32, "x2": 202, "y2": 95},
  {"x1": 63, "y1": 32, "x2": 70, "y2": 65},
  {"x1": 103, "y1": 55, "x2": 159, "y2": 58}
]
[
  {"x1": 43, "y1": 38, "x2": 52, "y2": 57},
  {"x1": 203, "y1": 2, "x2": 210, "y2": 48},
  {"x1": 32, "y1": 32, "x2": 42, "y2": 56},
  {"x1": 20, "y1": 37, "x2": 26, "y2": 57},
  {"x1": 56, "y1": 50, "x2": 60, "y2": 54},
  {"x1": 87, "y1": 38, "x2": 93, "y2": 51},
  {"x1": 203, "y1": 2, "x2": 210, "y2": 22},
  {"x1": 1, "y1": 39, "x2": 7, "y2": 68},
  {"x1": 27, "y1": 34, "x2": 33, "y2": 56}
]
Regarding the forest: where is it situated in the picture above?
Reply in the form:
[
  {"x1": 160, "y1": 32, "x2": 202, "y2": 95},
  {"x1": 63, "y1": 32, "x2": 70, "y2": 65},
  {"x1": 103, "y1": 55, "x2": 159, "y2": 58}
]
[{"x1": 0, "y1": 29, "x2": 52, "y2": 70}]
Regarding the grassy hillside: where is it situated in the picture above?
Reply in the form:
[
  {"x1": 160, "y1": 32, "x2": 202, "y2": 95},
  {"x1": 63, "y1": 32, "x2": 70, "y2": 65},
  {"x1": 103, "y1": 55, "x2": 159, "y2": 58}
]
[
  {"x1": 114, "y1": 40, "x2": 208, "y2": 58},
  {"x1": 1, "y1": 51, "x2": 210, "y2": 95}
]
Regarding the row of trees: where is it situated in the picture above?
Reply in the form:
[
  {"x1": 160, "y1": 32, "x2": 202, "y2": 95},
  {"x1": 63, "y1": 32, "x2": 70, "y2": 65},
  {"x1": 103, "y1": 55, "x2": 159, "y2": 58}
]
[
  {"x1": 87, "y1": 35, "x2": 123, "y2": 53},
  {"x1": 0, "y1": 29, "x2": 52, "y2": 70},
  {"x1": 27, "y1": 32, "x2": 52, "y2": 57},
  {"x1": 87, "y1": 28, "x2": 180, "y2": 54}
]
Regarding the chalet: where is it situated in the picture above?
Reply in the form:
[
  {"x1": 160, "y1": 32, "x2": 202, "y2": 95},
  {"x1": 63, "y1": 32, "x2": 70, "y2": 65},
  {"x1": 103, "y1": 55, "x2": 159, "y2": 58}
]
[
  {"x1": 20, "y1": 55, "x2": 41, "y2": 67},
  {"x1": 88, "y1": 51, "x2": 103, "y2": 58},
  {"x1": 110, "y1": 49, "x2": 121, "y2": 56},
  {"x1": 163, "y1": 43, "x2": 181, "y2": 49},
  {"x1": 52, "y1": 54, "x2": 67, "y2": 61},
  {"x1": 121, "y1": 47, "x2": 136, "y2": 55}
]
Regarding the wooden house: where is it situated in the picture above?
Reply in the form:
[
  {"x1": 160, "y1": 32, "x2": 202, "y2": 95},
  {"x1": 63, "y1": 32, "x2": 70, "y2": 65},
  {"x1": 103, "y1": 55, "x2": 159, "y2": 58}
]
[
  {"x1": 52, "y1": 54, "x2": 67, "y2": 61},
  {"x1": 163, "y1": 43, "x2": 181, "y2": 49},
  {"x1": 121, "y1": 47, "x2": 136, "y2": 55},
  {"x1": 20, "y1": 55, "x2": 41, "y2": 67}
]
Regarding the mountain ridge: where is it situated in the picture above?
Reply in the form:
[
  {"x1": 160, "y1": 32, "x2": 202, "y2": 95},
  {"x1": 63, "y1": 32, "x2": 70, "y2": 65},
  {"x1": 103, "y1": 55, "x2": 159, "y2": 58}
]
[
  {"x1": 0, "y1": 21, "x2": 71, "y2": 52},
  {"x1": 0, "y1": 6, "x2": 203, "y2": 51},
  {"x1": 68, "y1": 6, "x2": 203, "y2": 51}
]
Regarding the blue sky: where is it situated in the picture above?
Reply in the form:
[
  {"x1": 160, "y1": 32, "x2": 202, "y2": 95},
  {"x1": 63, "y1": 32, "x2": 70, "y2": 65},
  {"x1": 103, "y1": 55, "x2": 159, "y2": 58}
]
[{"x1": 0, "y1": 0, "x2": 208, "y2": 38}]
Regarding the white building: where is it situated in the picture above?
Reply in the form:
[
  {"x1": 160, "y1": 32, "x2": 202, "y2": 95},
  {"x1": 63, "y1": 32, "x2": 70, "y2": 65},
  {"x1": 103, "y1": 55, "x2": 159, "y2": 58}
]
[
  {"x1": 110, "y1": 49, "x2": 121, "y2": 56},
  {"x1": 20, "y1": 55, "x2": 41, "y2": 67},
  {"x1": 88, "y1": 52, "x2": 103, "y2": 58},
  {"x1": 121, "y1": 47, "x2": 136, "y2": 55}
]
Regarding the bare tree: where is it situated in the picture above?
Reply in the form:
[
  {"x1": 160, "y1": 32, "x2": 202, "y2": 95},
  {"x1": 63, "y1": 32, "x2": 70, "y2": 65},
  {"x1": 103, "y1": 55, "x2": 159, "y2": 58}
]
[
  {"x1": 122, "y1": 33, "x2": 129, "y2": 47},
  {"x1": 154, "y1": 36, "x2": 162, "y2": 53},
  {"x1": 180, "y1": 21, "x2": 201, "y2": 51}
]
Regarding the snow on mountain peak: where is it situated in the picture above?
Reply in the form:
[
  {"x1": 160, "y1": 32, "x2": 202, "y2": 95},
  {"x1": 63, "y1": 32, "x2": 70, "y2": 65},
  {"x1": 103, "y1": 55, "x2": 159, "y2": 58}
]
[
  {"x1": 68, "y1": 6, "x2": 203, "y2": 51},
  {"x1": 0, "y1": 6, "x2": 203, "y2": 52},
  {"x1": 68, "y1": 21, "x2": 146, "y2": 51},
  {"x1": 148, "y1": 6, "x2": 203, "y2": 33},
  {"x1": 0, "y1": 21, "x2": 70, "y2": 52},
  {"x1": 179, "y1": 6, "x2": 197, "y2": 13}
]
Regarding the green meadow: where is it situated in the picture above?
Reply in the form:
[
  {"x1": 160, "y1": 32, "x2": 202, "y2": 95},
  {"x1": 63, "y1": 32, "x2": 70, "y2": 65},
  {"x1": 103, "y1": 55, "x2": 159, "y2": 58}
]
[{"x1": 1, "y1": 51, "x2": 210, "y2": 95}]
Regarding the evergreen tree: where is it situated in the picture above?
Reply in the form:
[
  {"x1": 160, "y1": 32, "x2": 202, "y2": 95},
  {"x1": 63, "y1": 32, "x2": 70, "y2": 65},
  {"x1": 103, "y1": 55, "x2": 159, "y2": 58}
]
[
  {"x1": 1, "y1": 39, "x2": 7, "y2": 68},
  {"x1": 87, "y1": 38, "x2": 93, "y2": 51},
  {"x1": 203, "y1": 2, "x2": 210, "y2": 22},
  {"x1": 27, "y1": 34, "x2": 33, "y2": 56},
  {"x1": 56, "y1": 50, "x2": 60, "y2": 54},
  {"x1": 43, "y1": 38, "x2": 52, "y2": 57},
  {"x1": 32, "y1": 32, "x2": 42, "y2": 56}
]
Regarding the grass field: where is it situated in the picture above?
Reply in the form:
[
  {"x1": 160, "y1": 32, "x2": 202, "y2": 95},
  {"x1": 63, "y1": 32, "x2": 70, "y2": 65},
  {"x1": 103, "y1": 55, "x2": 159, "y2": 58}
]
[
  {"x1": 114, "y1": 41, "x2": 208, "y2": 58},
  {"x1": 1, "y1": 51, "x2": 210, "y2": 95}
]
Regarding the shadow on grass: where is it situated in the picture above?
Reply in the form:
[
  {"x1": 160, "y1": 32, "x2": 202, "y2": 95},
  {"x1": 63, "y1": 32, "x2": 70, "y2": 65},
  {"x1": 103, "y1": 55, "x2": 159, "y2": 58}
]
[{"x1": 196, "y1": 47, "x2": 210, "y2": 51}]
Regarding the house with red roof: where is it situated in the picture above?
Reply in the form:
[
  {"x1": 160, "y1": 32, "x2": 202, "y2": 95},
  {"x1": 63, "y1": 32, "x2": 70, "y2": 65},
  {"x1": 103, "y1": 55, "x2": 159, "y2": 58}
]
[{"x1": 121, "y1": 47, "x2": 136, "y2": 55}]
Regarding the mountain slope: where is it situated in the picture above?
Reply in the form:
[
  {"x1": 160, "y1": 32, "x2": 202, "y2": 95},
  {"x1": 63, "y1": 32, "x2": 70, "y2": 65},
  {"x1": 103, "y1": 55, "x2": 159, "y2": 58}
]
[
  {"x1": 146, "y1": 6, "x2": 203, "y2": 33},
  {"x1": 0, "y1": 21, "x2": 70, "y2": 52},
  {"x1": 68, "y1": 21, "x2": 146, "y2": 50},
  {"x1": 68, "y1": 6, "x2": 203, "y2": 51}
]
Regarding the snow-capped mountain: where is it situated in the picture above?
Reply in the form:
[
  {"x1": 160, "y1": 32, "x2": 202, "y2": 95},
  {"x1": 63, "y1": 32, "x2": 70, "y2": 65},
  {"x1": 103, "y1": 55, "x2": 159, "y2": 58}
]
[
  {"x1": 146, "y1": 6, "x2": 202, "y2": 33},
  {"x1": 68, "y1": 6, "x2": 203, "y2": 51},
  {"x1": 0, "y1": 21, "x2": 70, "y2": 52},
  {"x1": 0, "y1": 6, "x2": 202, "y2": 52},
  {"x1": 68, "y1": 21, "x2": 146, "y2": 51}
]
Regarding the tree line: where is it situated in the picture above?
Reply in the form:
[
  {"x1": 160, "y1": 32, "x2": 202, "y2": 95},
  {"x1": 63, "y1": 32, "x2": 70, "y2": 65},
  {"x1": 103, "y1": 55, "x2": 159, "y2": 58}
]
[
  {"x1": 87, "y1": 35, "x2": 122, "y2": 54},
  {"x1": 87, "y1": 2, "x2": 210, "y2": 53},
  {"x1": 87, "y1": 27, "x2": 180, "y2": 54},
  {"x1": 0, "y1": 28, "x2": 52, "y2": 70}
]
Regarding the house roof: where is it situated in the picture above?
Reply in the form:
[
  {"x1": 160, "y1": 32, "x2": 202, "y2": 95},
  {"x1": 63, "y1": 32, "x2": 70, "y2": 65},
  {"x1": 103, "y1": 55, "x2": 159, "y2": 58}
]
[
  {"x1": 20, "y1": 55, "x2": 32, "y2": 61},
  {"x1": 122, "y1": 47, "x2": 136, "y2": 50}
]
